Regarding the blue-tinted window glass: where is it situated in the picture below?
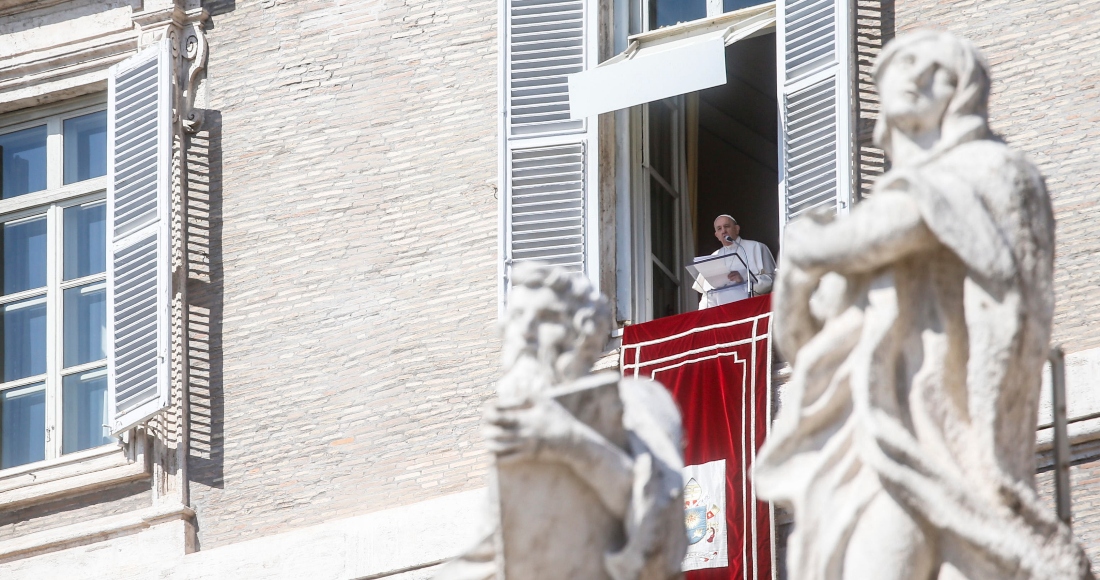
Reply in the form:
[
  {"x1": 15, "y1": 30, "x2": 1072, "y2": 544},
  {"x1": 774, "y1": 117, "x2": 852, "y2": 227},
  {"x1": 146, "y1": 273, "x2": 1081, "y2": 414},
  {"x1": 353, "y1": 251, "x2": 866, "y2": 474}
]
[
  {"x1": 723, "y1": 0, "x2": 770, "y2": 12},
  {"x1": 63, "y1": 202, "x2": 107, "y2": 281},
  {"x1": 62, "y1": 369, "x2": 110, "y2": 454},
  {"x1": 1, "y1": 296, "x2": 47, "y2": 382},
  {"x1": 63, "y1": 111, "x2": 107, "y2": 185},
  {"x1": 651, "y1": 0, "x2": 706, "y2": 28},
  {"x1": 0, "y1": 383, "x2": 45, "y2": 469},
  {"x1": 0, "y1": 125, "x2": 47, "y2": 199},
  {"x1": 2, "y1": 215, "x2": 47, "y2": 295},
  {"x1": 64, "y1": 282, "x2": 107, "y2": 368}
]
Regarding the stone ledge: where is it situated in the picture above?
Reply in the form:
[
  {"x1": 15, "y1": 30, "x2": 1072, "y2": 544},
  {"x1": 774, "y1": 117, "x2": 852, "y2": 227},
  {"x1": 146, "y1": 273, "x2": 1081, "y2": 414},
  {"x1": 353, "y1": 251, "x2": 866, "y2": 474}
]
[
  {"x1": 1036, "y1": 417, "x2": 1100, "y2": 452},
  {"x1": 161, "y1": 488, "x2": 485, "y2": 580},
  {"x1": 0, "y1": 437, "x2": 149, "y2": 510},
  {"x1": 0, "y1": 502, "x2": 192, "y2": 563},
  {"x1": 0, "y1": 0, "x2": 70, "y2": 18},
  {"x1": 0, "y1": 490, "x2": 484, "y2": 579},
  {"x1": 593, "y1": 338, "x2": 622, "y2": 372}
]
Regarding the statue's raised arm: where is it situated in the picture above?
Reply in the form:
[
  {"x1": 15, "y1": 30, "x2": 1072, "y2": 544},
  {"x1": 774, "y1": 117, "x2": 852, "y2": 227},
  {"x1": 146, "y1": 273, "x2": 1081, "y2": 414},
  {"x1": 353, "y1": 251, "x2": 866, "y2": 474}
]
[{"x1": 755, "y1": 30, "x2": 1094, "y2": 580}]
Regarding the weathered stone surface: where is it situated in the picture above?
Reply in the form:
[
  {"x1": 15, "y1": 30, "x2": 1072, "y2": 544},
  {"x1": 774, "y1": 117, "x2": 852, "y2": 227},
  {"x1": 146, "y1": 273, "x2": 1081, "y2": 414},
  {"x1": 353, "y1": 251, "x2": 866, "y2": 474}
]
[
  {"x1": 497, "y1": 376, "x2": 627, "y2": 580},
  {"x1": 437, "y1": 263, "x2": 686, "y2": 580},
  {"x1": 756, "y1": 30, "x2": 1093, "y2": 580}
]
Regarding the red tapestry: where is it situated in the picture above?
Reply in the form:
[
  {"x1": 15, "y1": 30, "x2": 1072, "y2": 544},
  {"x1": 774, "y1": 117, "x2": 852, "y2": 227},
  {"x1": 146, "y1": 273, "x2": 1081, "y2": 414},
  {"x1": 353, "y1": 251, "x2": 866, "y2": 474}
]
[{"x1": 621, "y1": 295, "x2": 773, "y2": 580}]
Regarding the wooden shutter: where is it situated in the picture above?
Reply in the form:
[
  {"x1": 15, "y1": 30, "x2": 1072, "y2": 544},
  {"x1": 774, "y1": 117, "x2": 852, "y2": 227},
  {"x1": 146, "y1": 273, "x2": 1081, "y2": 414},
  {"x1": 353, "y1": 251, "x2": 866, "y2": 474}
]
[
  {"x1": 777, "y1": 0, "x2": 854, "y2": 224},
  {"x1": 508, "y1": 144, "x2": 587, "y2": 269},
  {"x1": 107, "y1": 40, "x2": 172, "y2": 434},
  {"x1": 507, "y1": 0, "x2": 586, "y2": 137},
  {"x1": 500, "y1": 0, "x2": 599, "y2": 304}
]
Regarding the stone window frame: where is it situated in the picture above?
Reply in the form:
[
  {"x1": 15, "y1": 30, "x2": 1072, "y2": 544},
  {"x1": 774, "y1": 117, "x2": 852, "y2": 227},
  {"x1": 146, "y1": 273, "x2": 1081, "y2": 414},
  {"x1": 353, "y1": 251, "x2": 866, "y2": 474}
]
[{"x1": 0, "y1": 13, "x2": 207, "y2": 568}]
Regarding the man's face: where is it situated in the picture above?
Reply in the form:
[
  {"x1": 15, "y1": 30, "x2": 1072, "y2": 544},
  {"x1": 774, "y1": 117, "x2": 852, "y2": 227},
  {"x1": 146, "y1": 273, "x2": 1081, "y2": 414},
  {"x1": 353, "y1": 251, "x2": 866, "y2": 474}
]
[
  {"x1": 879, "y1": 40, "x2": 958, "y2": 137},
  {"x1": 714, "y1": 217, "x2": 740, "y2": 246}
]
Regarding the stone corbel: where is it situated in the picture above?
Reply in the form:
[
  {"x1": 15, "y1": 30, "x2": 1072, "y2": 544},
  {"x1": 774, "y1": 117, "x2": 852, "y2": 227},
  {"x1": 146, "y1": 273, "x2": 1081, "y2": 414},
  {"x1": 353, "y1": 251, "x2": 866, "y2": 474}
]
[{"x1": 179, "y1": 21, "x2": 208, "y2": 134}]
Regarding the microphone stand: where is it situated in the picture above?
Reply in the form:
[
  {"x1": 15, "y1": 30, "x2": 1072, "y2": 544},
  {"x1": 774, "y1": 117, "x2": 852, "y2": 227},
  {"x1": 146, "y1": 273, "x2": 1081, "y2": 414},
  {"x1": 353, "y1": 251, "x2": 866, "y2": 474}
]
[{"x1": 724, "y1": 236, "x2": 758, "y2": 297}]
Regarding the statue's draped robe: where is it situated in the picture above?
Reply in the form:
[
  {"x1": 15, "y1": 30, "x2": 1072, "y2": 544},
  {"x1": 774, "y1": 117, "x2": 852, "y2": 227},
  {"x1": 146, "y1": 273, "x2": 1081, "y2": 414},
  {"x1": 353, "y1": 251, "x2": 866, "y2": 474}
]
[
  {"x1": 754, "y1": 139, "x2": 1093, "y2": 579},
  {"x1": 435, "y1": 376, "x2": 685, "y2": 580}
]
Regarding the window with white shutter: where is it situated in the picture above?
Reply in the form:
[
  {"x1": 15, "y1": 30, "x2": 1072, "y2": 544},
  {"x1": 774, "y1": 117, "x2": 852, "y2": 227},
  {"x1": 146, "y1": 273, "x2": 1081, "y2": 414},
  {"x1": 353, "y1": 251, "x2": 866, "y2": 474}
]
[
  {"x1": 107, "y1": 40, "x2": 172, "y2": 434},
  {"x1": 500, "y1": 0, "x2": 600, "y2": 305},
  {"x1": 777, "y1": 0, "x2": 854, "y2": 224}
]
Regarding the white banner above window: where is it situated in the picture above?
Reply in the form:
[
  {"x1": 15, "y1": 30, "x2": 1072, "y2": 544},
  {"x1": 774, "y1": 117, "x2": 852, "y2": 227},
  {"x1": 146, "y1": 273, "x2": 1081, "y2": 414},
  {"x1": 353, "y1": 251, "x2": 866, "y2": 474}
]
[{"x1": 566, "y1": 3, "x2": 776, "y2": 119}]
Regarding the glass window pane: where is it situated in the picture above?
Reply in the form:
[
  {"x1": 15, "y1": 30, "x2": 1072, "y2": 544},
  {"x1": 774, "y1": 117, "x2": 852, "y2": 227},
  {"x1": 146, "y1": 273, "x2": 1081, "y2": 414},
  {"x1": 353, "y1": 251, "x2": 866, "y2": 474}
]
[
  {"x1": 2, "y1": 296, "x2": 46, "y2": 382},
  {"x1": 0, "y1": 125, "x2": 47, "y2": 199},
  {"x1": 63, "y1": 368, "x2": 110, "y2": 454},
  {"x1": 2, "y1": 215, "x2": 47, "y2": 295},
  {"x1": 723, "y1": 0, "x2": 769, "y2": 12},
  {"x1": 64, "y1": 282, "x2": 107, "y2": 368},
  {"x1": 1, "y1": 383, "x2": 45, "y2": 469},
  {"x1": 652, "y1": 268, "x2": 679, "y2": 319},
  {"x1": 649, "y1": 176, "x2": 677, "y2": 271},
  {"x1": 63, "y1": 111, "x2": 107, "y2": 185},
  {"x1": 649, "y1": 100, "x2": 675, "y2": 182},
  {"x1": 63, "y1": 201, "x2": 107, "y2": 280},
  {"x1": 650, "y1": 0, "x2": 705, "y2": 29}
]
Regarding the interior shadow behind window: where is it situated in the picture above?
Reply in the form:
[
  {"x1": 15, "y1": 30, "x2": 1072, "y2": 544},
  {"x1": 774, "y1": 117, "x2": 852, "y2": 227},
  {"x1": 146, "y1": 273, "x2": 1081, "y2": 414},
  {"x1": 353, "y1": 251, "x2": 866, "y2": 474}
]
[
  {"x1": 650, "y1": 0, "x2": 706, "y2": 28},
  {"x1": 723, "y1": 0, "x2": 772, "y2": 12}
]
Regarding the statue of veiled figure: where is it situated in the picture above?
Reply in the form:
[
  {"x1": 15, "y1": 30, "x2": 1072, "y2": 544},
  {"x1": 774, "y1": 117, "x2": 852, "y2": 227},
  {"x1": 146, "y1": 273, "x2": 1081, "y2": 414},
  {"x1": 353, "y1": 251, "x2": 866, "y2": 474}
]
[{"x1": 753, "y1": 30, "x2": 1095, "y2": 580}]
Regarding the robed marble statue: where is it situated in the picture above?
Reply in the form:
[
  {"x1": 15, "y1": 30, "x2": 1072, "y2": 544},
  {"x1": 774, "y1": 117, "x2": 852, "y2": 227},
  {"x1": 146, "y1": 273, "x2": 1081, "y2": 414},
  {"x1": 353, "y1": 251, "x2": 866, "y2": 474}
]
[{"x1": 754, "y1": 30, "x2": 1095, "y2": 580}]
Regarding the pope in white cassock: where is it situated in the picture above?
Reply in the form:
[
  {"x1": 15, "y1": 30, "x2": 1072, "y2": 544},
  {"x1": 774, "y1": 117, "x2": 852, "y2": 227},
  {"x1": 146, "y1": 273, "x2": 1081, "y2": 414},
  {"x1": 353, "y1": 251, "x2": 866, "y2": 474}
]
[{"x1": 692, "y1": 214, "x2": 776, "y2": 310}]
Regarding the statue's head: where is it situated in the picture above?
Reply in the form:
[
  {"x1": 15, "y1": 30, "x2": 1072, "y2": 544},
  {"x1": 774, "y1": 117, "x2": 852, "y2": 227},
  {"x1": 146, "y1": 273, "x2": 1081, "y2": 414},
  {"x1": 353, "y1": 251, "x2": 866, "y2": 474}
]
[
  {"x1": 872, "y1": 30, "x2": 991, "y2": 157},
  {"x1": 500, "y1": 262, "x2": 612, "y2": 395}
]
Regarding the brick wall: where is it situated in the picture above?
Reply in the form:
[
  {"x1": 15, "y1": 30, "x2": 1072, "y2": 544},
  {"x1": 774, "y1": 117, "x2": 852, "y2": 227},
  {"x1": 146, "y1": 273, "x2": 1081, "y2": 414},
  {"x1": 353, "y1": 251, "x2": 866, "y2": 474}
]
[
  {"x1": 858, "y1": 0, "x2": 1100, "y2": 353},
  {"x1": 188, "y1": 0, "x2": 500, "y2": 548}
]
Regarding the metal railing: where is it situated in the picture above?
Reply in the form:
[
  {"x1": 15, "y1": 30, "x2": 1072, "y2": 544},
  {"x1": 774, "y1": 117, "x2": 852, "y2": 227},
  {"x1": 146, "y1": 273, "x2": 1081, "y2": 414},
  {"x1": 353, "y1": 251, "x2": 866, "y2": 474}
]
[{"x1": 1049, "y1": 346, "x2": 1072, "y2": 528}]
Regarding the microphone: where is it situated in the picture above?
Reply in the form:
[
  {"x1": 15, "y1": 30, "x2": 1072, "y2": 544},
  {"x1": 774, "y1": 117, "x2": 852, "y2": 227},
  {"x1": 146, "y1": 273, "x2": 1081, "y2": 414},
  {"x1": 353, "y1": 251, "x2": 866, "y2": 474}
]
[{"x1": 723, "y1": 236, "x2": 759, "y2": 293}]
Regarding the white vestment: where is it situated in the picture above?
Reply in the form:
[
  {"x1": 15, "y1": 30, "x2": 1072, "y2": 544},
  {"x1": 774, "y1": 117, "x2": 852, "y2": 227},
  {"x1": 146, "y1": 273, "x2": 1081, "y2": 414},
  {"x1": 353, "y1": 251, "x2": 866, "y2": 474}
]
[{"x1": 692, "y1": 237, "x2": 775, "y2": 310}]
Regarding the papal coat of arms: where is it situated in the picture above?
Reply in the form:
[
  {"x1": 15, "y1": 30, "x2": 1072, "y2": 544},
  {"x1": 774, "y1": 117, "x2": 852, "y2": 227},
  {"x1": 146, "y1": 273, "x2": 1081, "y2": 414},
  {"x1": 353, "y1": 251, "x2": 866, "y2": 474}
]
[
  {"x1": 682, "y1": 459, "x2": 726, "y2": 571},
  {"x1": 684, "y1": 478, "x2": 709, "y2": 544},
  {"x1": 683, "y1": 477, "x2": 722, "y2": 545}
]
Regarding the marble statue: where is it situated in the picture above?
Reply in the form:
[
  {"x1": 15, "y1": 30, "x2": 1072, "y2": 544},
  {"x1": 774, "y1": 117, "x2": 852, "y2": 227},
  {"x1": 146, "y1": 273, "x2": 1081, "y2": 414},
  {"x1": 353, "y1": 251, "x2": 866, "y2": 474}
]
[
  {"x1": 753, "y1": 30, "x2": 1095, "y2": 580},
  {"x1": 436, "y1": 263, "x2": 686, "y2": 580}
]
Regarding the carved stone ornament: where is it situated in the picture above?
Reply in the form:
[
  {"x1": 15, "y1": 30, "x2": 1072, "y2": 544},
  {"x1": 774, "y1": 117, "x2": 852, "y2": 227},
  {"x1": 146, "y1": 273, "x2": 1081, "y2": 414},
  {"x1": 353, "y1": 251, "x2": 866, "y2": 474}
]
[
  {"x1": 435, "y1": 263, "x2": 687, "y2": 580},
  {"x1": 753, "y1": 30, "x2": 1095, "y2": 580},
  {"x1": 179, "y1": 21, "x2": 208, "y2": 134}
]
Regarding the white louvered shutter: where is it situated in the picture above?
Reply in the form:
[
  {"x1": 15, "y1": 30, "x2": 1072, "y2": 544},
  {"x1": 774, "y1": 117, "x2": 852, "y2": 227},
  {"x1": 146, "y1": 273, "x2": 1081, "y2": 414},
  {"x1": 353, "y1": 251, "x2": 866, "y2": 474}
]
[
  {"x1": 500, "y1": 0, "x2": 599, "y2": 303},
  {"x1": 777, "y1": 0, "x2": 854, "y2": 224},
  {"x1": 107, "y1": 40, "x2": 173, "y2": 434}
]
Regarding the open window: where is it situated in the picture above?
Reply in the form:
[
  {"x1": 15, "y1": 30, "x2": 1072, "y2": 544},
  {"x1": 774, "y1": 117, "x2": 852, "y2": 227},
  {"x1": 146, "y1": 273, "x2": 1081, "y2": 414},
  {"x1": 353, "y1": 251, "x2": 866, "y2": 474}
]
[
  {"x1": 564, "y1": 0, "x2": 852, "y2": 323},
  {"x1": 636, "y1": 33, "x2": 779, "y2": 319},
  {"x1": 0, "y1": 39, "x2": 173, "y2": 474}
]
